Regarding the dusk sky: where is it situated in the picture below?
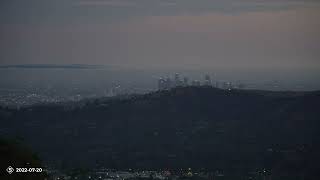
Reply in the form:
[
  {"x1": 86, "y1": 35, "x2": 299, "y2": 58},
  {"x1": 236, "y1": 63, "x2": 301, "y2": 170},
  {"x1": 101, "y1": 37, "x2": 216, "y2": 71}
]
[{"x1": 1, "y1": 0, "x2": 320, "y2": 70}]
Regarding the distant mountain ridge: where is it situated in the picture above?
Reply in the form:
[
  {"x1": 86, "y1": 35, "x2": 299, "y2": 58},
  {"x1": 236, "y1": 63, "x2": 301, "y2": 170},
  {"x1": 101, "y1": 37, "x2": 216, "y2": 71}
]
[
  {"x1": 1, "y1": 86, "x2": 319, "y2": 178},
  {"x1": 0, "y1": 64, "x2": 104, "y2": 69}
]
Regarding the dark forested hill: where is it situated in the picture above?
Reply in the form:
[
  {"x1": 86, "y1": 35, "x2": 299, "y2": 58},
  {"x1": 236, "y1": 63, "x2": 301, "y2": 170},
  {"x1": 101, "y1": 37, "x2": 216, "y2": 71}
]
[
  {"x1": 1, "y1": 87, "x2": 320, "y2": 178},
  {"x1": 0, "y1": 138, "x2": 47, "y2": 180}
]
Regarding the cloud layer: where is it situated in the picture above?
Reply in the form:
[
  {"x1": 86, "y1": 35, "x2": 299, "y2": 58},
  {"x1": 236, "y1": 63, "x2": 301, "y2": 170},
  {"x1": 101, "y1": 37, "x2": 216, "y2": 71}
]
[
  {"x1": 1, "y1": 0, "x2": 320, "y2": 24},
  {"x1": 0, "y1": 0, "x2": 319, "y2": 70}
]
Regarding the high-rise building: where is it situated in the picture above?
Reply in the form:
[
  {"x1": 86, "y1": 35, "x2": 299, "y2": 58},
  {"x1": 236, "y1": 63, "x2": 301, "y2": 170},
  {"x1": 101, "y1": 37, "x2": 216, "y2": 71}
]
[
  {"x1": 165, "y1": 77, "x2": 172, "y2": 89},
  {"x1": 158, "y1": 78, "x2": 166, "y2": 90},
  {"x1": 222, "y1": 82, "x2": 233, "y2": 90},
  {"x1": 183, "y1": 77, "x2": 189, "y2": 86},
  {"x1": 237, "y1": 83, "x2": 246, "y2": 89},
  {"x1": 204, "y1": 74, "x2": 212, "y2": 86},
  {"x1": 215, "y1": 81, "x2": 219, "y2": 88},
  {"x1": 192, "y1": 80, "x2": 201, "y2": 86},
  {"x1": 174, "y1": 73, "x2": 182, "y2": 87}
]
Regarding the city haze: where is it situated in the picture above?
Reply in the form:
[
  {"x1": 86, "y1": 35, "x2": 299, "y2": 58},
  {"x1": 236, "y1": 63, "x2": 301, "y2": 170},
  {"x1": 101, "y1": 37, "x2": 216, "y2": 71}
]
[{"x1": 1, "y1": 1, "x2": 320, "y2": 179}]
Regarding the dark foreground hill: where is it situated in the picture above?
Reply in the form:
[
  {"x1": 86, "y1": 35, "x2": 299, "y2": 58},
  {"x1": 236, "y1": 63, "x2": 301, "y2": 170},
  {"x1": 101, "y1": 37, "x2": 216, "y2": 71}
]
[
  {"x1": 1, "y1": 87, "x2": 320, "y2": 178},
  {"x1": 0, "y1": 138, "x2": 47, "y2": 180}
]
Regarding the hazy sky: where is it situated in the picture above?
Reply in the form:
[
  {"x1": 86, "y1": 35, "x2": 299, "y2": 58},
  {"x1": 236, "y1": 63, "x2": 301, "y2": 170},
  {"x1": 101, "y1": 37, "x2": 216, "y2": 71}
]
[{"x1": 1, "y1": 0, "x2": 320, "y2": 69}]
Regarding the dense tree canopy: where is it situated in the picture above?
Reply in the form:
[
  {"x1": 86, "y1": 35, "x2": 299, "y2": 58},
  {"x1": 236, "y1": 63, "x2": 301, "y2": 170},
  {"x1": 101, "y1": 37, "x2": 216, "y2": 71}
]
[{"x1": 0, "y1": 87, "x2": 320, "y2": 179}]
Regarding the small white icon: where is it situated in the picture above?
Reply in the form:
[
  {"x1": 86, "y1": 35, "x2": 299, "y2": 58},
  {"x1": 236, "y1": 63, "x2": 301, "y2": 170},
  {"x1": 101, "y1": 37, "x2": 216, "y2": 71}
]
[{"x1": 6, "y1": 166, "x2": 14, "y2": 174}]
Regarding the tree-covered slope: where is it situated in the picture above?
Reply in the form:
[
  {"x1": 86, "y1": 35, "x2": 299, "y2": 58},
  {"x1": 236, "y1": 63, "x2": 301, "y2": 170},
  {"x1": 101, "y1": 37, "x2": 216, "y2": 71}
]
[{"x1": 1, "y1": 87, "x2": 320, "y2": 178}]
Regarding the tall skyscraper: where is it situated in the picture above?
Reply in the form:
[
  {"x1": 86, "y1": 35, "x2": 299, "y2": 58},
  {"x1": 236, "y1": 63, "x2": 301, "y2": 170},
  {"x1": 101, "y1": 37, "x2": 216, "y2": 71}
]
[
  {"x1": 215, "y1": 81, "x2": 220, "y2": 88},
  {"x1": 174, "y1": 73, "x2": 182, "y2": 87},
  {"x1": 165, "y1": 77, "x2": 172, "y2": 89},
  {"x1": 204, "y1": 74, "x2": 212, "y2": 86},
  {"x1": 183, "y1": 77, "x2": 189, "y2": 86},
  {"x1": 158, "y1": 78, "x2": 166, "y2": 90}
]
